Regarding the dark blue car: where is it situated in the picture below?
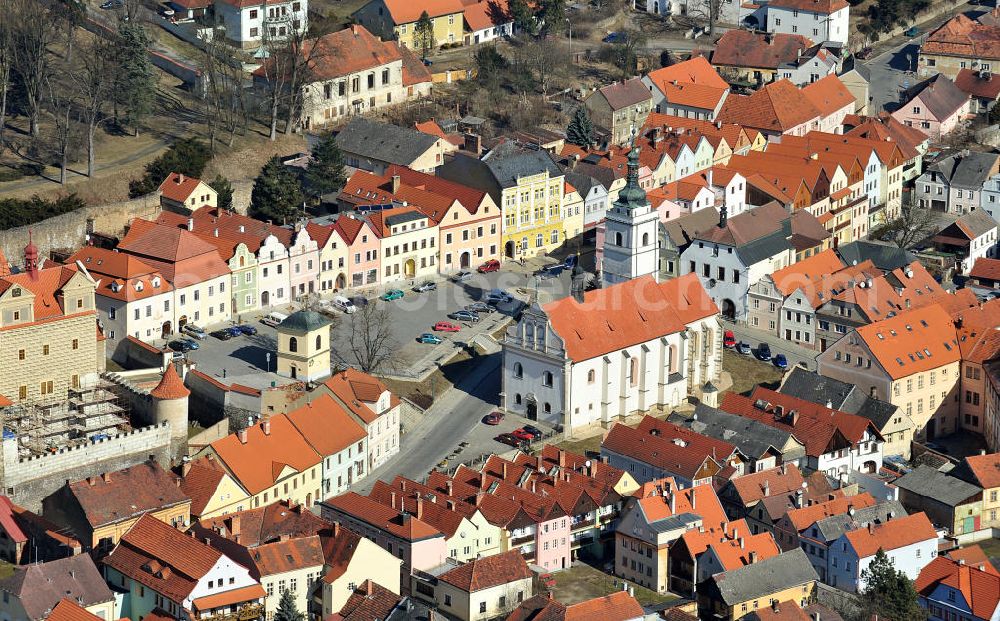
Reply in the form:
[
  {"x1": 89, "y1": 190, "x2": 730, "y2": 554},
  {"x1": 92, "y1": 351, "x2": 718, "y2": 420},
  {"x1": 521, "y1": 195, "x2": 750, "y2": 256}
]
[
  {"x1": 773, "y1": 354, "x2": 788, "y2": 369},
  {"x1": 236, "y1": 324, "x2": 257, "y2": 336}
]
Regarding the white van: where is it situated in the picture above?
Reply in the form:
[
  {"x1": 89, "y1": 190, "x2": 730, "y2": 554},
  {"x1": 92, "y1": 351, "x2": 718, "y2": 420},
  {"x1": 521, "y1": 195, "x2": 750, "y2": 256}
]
[
  {"x1": 261, "y1": 311, "x2": 288, "y2": 327},
  {"x1": 332, "y1": 295, "x2": 357, "y2": 314}
]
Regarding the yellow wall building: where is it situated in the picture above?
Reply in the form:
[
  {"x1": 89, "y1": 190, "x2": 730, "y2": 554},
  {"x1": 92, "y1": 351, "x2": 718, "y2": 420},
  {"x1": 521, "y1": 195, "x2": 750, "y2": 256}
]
[{"x1": 352, "y1": 0, "x2": 465, "y2": 49}]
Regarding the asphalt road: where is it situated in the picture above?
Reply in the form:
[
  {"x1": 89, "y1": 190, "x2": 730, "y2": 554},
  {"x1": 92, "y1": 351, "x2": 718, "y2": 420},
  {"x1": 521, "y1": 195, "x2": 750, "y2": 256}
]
[{"x1": 721, "y1": 319, "x2": 818, "y2": 371}]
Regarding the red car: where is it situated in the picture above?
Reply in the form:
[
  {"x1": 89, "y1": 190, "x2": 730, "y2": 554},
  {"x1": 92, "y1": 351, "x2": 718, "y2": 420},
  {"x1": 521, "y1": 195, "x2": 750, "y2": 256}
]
[
  {"x1": 483, "y1": 411, "x2": 504, "y2": 425},
  {"x1": 496, "y1": 433, "x2": 521, "y2": 447},
  {"x1": 723, "y1": 330, "x2": 736, "y2": 349},
  {"x1": 434, "y1": 321, "x2": 461, "y2": 332},
  {"x1": 512, "y1": 428, "x2": 534, "y2": 441},
  {"x1": 478, "y1": 259, "x2": 500, "y2": 273}
]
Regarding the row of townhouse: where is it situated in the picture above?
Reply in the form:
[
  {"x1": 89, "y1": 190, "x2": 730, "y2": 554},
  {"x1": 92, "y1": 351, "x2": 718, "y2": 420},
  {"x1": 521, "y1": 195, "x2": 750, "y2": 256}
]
[{"x1": 319, "y1": 445, "x2": 639, "y2": 578}]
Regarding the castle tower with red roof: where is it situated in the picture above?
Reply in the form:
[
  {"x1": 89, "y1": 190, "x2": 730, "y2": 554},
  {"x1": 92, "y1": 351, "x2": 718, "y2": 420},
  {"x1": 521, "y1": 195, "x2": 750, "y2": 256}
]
[{"x1": 148, "y1": 364, "x2": 190, "y2": 459}]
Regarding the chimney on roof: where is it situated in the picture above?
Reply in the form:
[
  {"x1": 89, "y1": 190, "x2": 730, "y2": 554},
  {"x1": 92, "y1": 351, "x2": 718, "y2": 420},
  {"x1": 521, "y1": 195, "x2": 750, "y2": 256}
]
[
  {"x1": 177, "y1": 173, "x2": 185, "y2": 184},
  {"x1": 351, "y1": 24, "x2": 359, "y2": 35},
  {"x1": 750, "y1": 550, "x2": 758, "y2": 563},
  {"x1": 446, "y1": 480, "x2": 454, "y2": 496},
  {"x1": 391, "y1": 175, "x2": 401, "y2": 193},
  {"x1": 559, "y1": 450, "x2": 566, "y2": 468},
  {"x1": 237, "y1": 429, "x2": 248, "y2": 444},
  {"x1": 669, "y1": 492, "x2": 676, "y2": 513},
  {"x1": 187, "y1": 218, "x2": 194, "y2": 232},
  {"x1": 959, "y1": 559, "x2": 966, "y2": 565},
  {"x1": 230, "y1": 514, "x2": 241, "y2": 537},
  {"x1": 390, "y1": 491, "x2": 397, "y2": 509},
  {"x1": 262, "y1": 420, "x2": 271, "y2": 435},
  {"x1": 795, "y1": 489, "x2": 804, "y2": 509},
  {"x1": 480, "y1": 472, "x2": 487, "y2": 490},
  {"x1": 763, "y1": 480, "x2": 770, "y2": 497},
  {"x1": 690, "y1": 489, "x2": 696, "y2": 510},
  {"x1": 738, "y1": 537, "x2": 745, "y2": 549},
  {"x1": 101, "y1": 472, "x2": 111, "y2": 483},
  {"x1": 536, "y1": 455, "x2": 544, "y2": 471},
  {"x1": 416, "y1": 497, "x2": 424, "y2": 520},
  {"x1": 531, "y1": 480, "x2": 537, "y2": 493},
  {"x1": 502, "y1": 462, "x2": 508, "y2": 479},
  {"x1": 868, "y1": 523, "x2": 875, "y2": 535}
]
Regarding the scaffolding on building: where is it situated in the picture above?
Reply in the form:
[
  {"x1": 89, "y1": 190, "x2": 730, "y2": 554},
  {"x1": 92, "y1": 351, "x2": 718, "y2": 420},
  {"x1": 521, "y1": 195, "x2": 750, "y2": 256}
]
[{"x1": 0, "y1": 378, "x2": 132, "y2": 459}]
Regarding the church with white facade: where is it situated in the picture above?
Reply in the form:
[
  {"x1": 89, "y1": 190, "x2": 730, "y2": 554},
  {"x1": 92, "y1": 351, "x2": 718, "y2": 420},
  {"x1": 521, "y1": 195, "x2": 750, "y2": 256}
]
[{"x1": 501, "y1": 146, "x2": 723, "y2": 434}]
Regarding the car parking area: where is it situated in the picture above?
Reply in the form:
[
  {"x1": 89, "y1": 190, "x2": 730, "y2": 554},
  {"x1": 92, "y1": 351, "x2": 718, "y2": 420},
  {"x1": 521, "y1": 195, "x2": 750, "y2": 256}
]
[
  {"x1": 179, "y1": 264, "x2": 575, "y2": 380},
  {"x1": 433, "y1": 409, "x2": 560, "y2": 473}
]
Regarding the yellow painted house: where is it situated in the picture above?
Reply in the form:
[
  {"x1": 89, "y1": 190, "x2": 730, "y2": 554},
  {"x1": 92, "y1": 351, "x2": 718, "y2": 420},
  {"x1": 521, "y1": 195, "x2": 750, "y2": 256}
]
[
  {"x1": 352, "y1": 0, "x2": 465, "y2": 48},
  {"x1": 700, "y1": 549, "x2": 818, "y2": 620},
  {"x1": 438, "y1": 146, "x2": 568, "y2": 260}
]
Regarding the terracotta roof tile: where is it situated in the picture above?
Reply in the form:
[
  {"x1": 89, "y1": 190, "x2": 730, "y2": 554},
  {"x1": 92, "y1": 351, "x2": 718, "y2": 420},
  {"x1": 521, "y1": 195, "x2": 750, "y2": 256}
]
[
  {"x1": 191, "y1": 583, "x2": 265, "y2": 610},
  {"x1": 602, "y1": 416, "x2": 736, "y2": 481},
  {"x1": 118, "y1": 219, "x2": 231, "y2": 285},
  {"x1": 67, "y1": 461, "x2": 188, "y2": 529},
  {"x1": 717, "y1": 80, "x2": 820, "y2": 133},
  {"x1": 971, "y1": 257, "x2": 1000, "y2": 281},
  {"x1": 954, "y1": 68, "x2": 1000, "y2": 99},
  {"x1": 286, "y1": 394, "x2": 367, "y2": 456},
  {"x1": 542, "y1": 274, "x2": 717, "y2": 363},
  {"x1": 322, "y1": 492, "x2": 443, "y2": 541},
  {"x1": 646, "y1": 57, "x2": 729, "y2": 111},
  {"x1": 712, "y1": 31, "x2": 814, "y2": 70},
  {"x1": 856, "y1": 303, "x2": 961, "y2": 380},
  {"x1": 564, "y1": 591, "x2": 644, "y2": 621},
  {"x1": 916, "y1": 556, "x2": 1000, "y2": 620},
  {"x1": 209, "y1": 416, "x2": 322, "y2": 495},
  {"x1": 380, "y1": 0, "x2": 464, "y2": 23},
  {"x1": 150, "y1": 364, "x2": 190, "y2": 400},
  {"x1": 801, "y1": 74, "x2": 856, "y2": 117},
  {"x1": 47, "y1": 599, "x2": 104, "y2": 621},
  {"x1": 336, "y1": 580, "x2": 402, "y2": 621},
  {"x1": 784, "y1": 492, "x2": 876, "y2": 532},
  {"x1": 438, "y1": 550, "x2": 532, "y2": 591},
  {"x1": 632, "y1": 477, "x2": 728, "y2": 528},
  {"x1": 730, "y1": 465, "x2": 805, "y2": 504},
  {"x1": 922, "y1": 14, "x2": 1000, "y2": 61},
  {"x1": 158, "y1": 172, "x2": 206, "y2": 203},
  {"x1": 770, "y1": 249, "x2": 845, "y2": 296},
  {"x1": 843, "y1": 511, "x2": 936, "y2": 557}
]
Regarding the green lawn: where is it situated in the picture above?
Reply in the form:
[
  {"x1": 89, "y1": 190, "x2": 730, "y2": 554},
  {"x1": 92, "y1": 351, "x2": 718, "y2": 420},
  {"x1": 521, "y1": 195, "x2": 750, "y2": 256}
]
[
  {"x1": 548, "y1": 562, "x2": 677, "y2": 606},
  {"x1": 0, "y1": 561, "x2": 15, "y2": 580}
]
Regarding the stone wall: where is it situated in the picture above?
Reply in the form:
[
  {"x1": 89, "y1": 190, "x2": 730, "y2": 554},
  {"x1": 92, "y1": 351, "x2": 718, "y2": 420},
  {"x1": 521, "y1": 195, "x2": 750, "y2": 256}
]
[
  {"x1": 2, "y1": 181, "x2": 254, "y2": 266},
  {"x1": 1, "y1": 422, "x2": 174, "y2": 512}
]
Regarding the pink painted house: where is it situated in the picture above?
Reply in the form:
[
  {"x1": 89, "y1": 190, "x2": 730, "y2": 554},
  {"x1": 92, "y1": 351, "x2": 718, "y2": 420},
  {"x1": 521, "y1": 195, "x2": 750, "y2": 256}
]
[
  {"x1": 333, "y1": 215, "x2": 381, "y2": 289},
  {"x1": 287, "y1": 224, "x2": 320, "y2": 299},
  {"x1": 891, "y1": 74, "x2": 971, "y2": 140}
]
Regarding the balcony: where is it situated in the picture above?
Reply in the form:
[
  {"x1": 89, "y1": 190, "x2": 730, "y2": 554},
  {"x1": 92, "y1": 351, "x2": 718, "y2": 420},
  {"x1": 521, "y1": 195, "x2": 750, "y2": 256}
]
[
  {"x1": 510, "y1": 534, "x2": 535, "y2": 547},
  {"x1": 197, "y1": 604, "x2": 264, "y2": 621}
]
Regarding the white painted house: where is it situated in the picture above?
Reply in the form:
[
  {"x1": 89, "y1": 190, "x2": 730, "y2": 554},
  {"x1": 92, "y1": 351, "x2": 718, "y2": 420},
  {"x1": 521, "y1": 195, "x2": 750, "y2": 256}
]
[
  {"x1": 826, "y1": 511, "x2": 938, "y2": 592},
  {"x1": 215, "y1": 0, "x2": 308, "y2": 49},
  {"x1": 746, "y1": 0, "x2": 850, "y2": 45},
  {"x1": 501, "y1": 273, "x2": 721, "y2": 434}
]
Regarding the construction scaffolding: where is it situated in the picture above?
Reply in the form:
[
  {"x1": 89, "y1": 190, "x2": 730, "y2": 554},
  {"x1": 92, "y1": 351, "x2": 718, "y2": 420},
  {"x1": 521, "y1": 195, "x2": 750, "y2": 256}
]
[{"x1": 1, "y1": 378, "x2": 132, "y2": 459}]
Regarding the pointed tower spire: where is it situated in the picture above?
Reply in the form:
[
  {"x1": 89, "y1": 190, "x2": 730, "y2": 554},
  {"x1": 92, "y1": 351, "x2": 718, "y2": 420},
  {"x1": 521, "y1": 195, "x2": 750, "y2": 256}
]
[{"x1": 24, "y1": 229, "x2": 38, "y2": 280}]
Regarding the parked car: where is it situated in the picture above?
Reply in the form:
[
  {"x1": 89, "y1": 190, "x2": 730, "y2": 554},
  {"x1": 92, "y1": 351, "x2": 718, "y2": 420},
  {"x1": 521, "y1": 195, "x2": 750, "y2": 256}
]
[
  {"x1": 478, "y1": 259, "x2": 501, "y2": 273},
  {"x1": 512, "y1": 428, "x2": 534, "y2": 441},
  {"x1": 168, "y1": 339, "x2": 195, "y2": 352},
  {"x1": 563, "y1": 255, "x2": 578, "y2": 268},
  {"x1": 754, "y1": 343, "x2": 772, "y2": 361},
  {"x1": 350, "y1": 295, "x2": 369, "y2": 308},
  {"x1": 236, "y1": 324, "x2": 257, "y2": 336},
  {"x1": 413, "y1": 281, "x2": 437, "y2": 293},
  {"x1": 382, "y1": 289, "x2": 404, "y2": 301},
  {"x1": 496, "y1": 433, "x2": 522, "y2": 447},
  {"x1": 212, "y1": 329, "x2": 234, "y2": 340},
  {"x1": 224, "y1": 326, "x2": 243, "y2": 338},
  {"x1": 773, "y1": 354, "x2": 788, "y2": 369},
  {"x1": 466, "y1": 302, "x2": 494, "y2": 314},
  {"x1": 449, "y1": 310, "x2": 480, "y2": 322},
  {"x1": 736, "y1": 341, "x2": 752, "y2": 355},
  {"x1": 602, "y1": 31, "x2": 624, "y2": 43},
  {"x1": 332, "y1": 295, "x2": 357, "y2": 314},
  {"x1": 261, "y1": 312, "x2": 288, "y2": 327},
  {"x1": 483, "y1": 411, "x2": 504, "y2": 425},
  {"x1": 182, "y1": 324, "x2": 207, "y2": 339},
  {"x1": 100, "y1": 0, "x2": 124, "y2": 8},
  {"x1": 723, "y1": 330, "x2": 736, "y2": 349},
  {"x1": 434, "y1": 321, "x2": 461, "y2": 332},
  {"x1": 417, "y1": 333, "x2": 443, "y2": 344},
  {"x1": 180, "y1": 337, "x2": 199, "y2": 350},
  {"x1": 905, "y1": 26, "x2": 921, "y2": 37},
  {"x1": 451, "y1": 271, "x2": 473, "y2": 283},
  {"x1": 522, "y1": 425, "x2": 543, "y2": 438}
]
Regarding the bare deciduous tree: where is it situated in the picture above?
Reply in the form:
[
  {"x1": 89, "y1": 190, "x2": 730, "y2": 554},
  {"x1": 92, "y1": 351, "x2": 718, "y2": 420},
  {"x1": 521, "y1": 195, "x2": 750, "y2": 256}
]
[
  {"x1": 689, "y1": 0, "x2": 726, "y2": 36},
  {"x1": 869, "y1": 207, "x2": 940, "y2": 250},
  {"x1": 0, "y1": 9, "x2": 12, "y2": 155},
  {"x1": 202, "y1": 28, "x2": 250, "y2": 151},
  {"x1": 45, "y1": 58, "x2": 79, "y2": 184},
  {"x1": 347, "y1": 301, "x2": 397, "y2": 374},
  {"x1": 257, "y1": 24, "x2": 322, "y2": 139},
  {"x1": 10, "y1": 0, "x2": 57, "y2": 138},
  {"x1": 74, "y1": 38, "x2": 114, "y2": 177}
]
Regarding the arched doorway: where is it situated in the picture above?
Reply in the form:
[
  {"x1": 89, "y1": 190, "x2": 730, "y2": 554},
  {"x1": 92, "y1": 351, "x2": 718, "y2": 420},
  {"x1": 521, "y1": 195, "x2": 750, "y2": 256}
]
[
  {"x1": 863, "y1": 460, "x2": 877, "y2": 474},
  {"x1": 460, "y1": 251, "x2": 471, "y2": 269},
  {"x1": 261, "y1": 290, "x2": 270, "y2": 307},
  {"x1": 721, "y1": 299, "x2": 736, "y2": 320},
  {"x1": 526, "y1": 395, "x2": 538, "y2": 420},
  {"x1": 505, "y1": 241, "x2": 515, "y2": 259},
  {"x1": 178, "y1": 315, "x2": 188, "y2": 329},
  {"x1": 306, "y1": 493, "x2": 312, "y2": 506},
  {"x1": 404, "y1": 259, "x2": 416, "y2": 278},
  {"x1": 161, "y1": 321, "x2": 172, "y2": 339},
  {"x1": 336, "y1": 273, "x2": 346, "y2": 289}
]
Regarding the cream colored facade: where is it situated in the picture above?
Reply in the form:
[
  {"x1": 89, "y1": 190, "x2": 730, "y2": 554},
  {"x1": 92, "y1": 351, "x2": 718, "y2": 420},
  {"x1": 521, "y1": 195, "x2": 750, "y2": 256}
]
[
  {"x1": 562, "y1": 184, "x2": 585, "y2": 241},
  {"x1": 276, "y1": 318, "x2": 331, "y2": 382},
  {"x1": 191, "y1": 470, "x2": 251, "y2": 519},
  {"x1": 0, "y1": 269, "x2": 103, "y2": 404},
  {"x1": 377, "y1": 210, "x2": 439, "y2": 282},
  {"x1": 316, "y1": 227, "x2": 350, "y2": 294},
  {"x1": 445, "y1": 510, "x2": 504, "y2": 562},
  {"x1": 248, "y1": 463, "x2": 325, "y2": 510},
  {"x1": 263, "y1": 564, "x2": 324, "y2": 620},
  {"x1": 321, "y1": 536, "x2": 402, "y2": 616},
  {"x1": 90, "y1": 503, "x2": 191, "y2": 552},
  {"x1": 302, "y1": 57, "x2": 407, "y2": 128},
  {"x1": 0, "y1": 589, "x2": 115, "y2": 621},
  {"x1": 436, "y1": 576, "x2": 533, "y2": 621},
  {"x1": 174, "y1": 275, "x2": 232, "y2": 331}
]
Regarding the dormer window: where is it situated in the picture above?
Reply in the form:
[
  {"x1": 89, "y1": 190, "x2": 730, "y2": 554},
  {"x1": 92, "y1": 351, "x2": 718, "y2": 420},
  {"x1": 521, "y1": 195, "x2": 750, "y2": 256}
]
[
  {"x1": 152, "y1": 277, "x2": 161, "y2": 288},
  {"x1": 135, "y1": 281, "x2": 144, "y2": 292},
  {"x1": 110, "y1": 282, "x2": 121, "y2": 293},
  {"x1": 10, "y1": 287, "x2": 20, "y2": 298}
]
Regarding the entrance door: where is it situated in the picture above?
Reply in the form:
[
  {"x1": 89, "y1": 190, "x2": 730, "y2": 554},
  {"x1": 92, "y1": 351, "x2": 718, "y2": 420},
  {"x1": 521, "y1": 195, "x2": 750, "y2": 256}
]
[
  {"x1": 261, "y1": 290, "x2": 270, "y2": 307},
  {"x1": 526, "y1": 399, "x2": 538, "y2": 420},
  {"x1": 404, "y1": 259, "x2": 416, "y2": 278},
  {"x1": 505, "y1": 241, "x2": 515, "y2": 259},
  {"x1": 178, "y1": 315, "x2": 188, "y2": 329},
  {"x1": 336, "y1": 273, "x2": 346, "y2": 289},
  {"x1": 460, "y1": 252, "x2": 471, "y2": 269},
  {"x1": 161, "y1": 321, "x2": 172, "y2": 339},
  {"x1": 721, "y1": 299, "x2": 736, "y2": 320},
  {"x1": 926, "y1": 419, "x2": 936, "y2": 441},
  {"x1": 963, "y1": 516, "x2": 975, "y2": 533},
  {"x1": 290, "y1": 365, "x2": 297, "y2": 379}
]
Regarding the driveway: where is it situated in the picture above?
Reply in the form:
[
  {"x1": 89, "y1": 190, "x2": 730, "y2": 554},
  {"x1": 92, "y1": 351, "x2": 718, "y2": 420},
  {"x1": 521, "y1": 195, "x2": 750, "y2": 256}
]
[{"x1": 721, "y1": 319, "x2": 819, "y2": 372}]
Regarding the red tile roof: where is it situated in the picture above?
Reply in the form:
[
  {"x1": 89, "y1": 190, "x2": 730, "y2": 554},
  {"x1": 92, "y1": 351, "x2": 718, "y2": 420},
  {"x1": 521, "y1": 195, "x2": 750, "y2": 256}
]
[
  {"x1": 564, "y1": 591, "x2": 645, "y2": 621},
  {"x1": 801, "y1": 74, "x2": 856, "y2": 117},
  {"x1": 47, "y1": 599, "x2": 104, "y2": 621},
  {"x1": 729, "y1": 465, "x2": 806, "y2": 504},
  {"x1": 970, "y1": 257, "x2": 1000, "y2": 281},
  {"x1": 960, "y1": 452, "x2": 1000, "y2": 489},
  {"x1": 150, "y1": 364, "x2": 190, "y2": 400},
  {"x1": 0, "y1": 264, "x2": 91, "y2": 322},
  {"x1": 770, "y1": 249, "x2": 845, "y2": 296},
  {"x1": 954, "y1": 68, "x2": 1000, "y2": 99},
  {"x1": 117, "y1": 219, "x2": 231, "y2": 285},
  {"x1": 322, "y1": 492, "x2": 443, "y2": 541},
  {"x1": 946, "y1": 544, "x2": 1000, "y2": 575},
  {"x1": 335, "y1": 580, "x2": 402, "y2": 621},
  {"x1": 856, "y1": 303, "x2": 961, "y2": 380},
  {"x1": 542, "y1": 274, "x2": 717, "y2": 363},
  {"x1": 266, "y1": 26, "x2": 402, "y2": 82},
  {"x1": 922, "y1": 14, "x2": 1000, "y2": 61},
  {"x1": 158, "y1": 172, "x2": 207, "y2": 203},
  {"x1": 711, "y1": 30, "x2": 814, "y2": 70},
  {"x1": 67, "y1": 461, "x2": 189, "y2": 529},
  {"x1": 632, "y1": 477, "x2": 728, "y2": 529},
  {"x1": 767, "y1": 0, "x2": 847, "y2": 12},
  {"x1": 916, "y1": 556, "x2": 1000, "y2": 620},
  {"x1": 381, "y1": 0, "x2": 464, "y2": 23},
  {"x1": 438, "y1": 549, "x2": 532, "y2": 592},
  {"x1": 843, "y1": 511, "x2": 936, "y2": 557},
  {"x1": 209, "y1": 417, "x2": 322, "y2": 495},
  {"x1": 721, "y1": 387, "x2": 880, "y2": 458},
  {"x1": 191, "y1": 583, "x2": 266, "y2": 611},
  {"x1": 285, "y1": 394, "x2": 367, "y2": 456},
  {"x1": 463, "y1": 0, "x2": 509, "y2": 31},
  {"x1": 602, "y1": 416, "x2": 736, "y2": 481},
  {"x1": 646, "y1": 57, "x2": 730, "y2": 111},
  {"x1": 717, "y1": 80, "x2": 820, "y2": 133},
  {"x1": 784, "y1": 492, "x2": 876, "y2": 532},
  {"x1": 596, "y1": 78, "x2": 652, "y2": 111},
  {"x1": 69, "y1": 247, "x2": 174, "y2": 303}
]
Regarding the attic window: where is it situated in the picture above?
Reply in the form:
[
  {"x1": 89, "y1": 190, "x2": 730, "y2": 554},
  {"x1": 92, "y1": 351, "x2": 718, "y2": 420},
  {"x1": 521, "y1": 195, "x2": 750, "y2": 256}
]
[
  {"x1": 152, "y1": 277, "x2": 161, "y2": 288},
  {"x1": 944, "y1": 342, "x2": 952, "y2": 351},
  {"x1": 877, "y1": 334, "x2": 884, "y2": 340},
  {"x1": 110, "y1": 282, "x2": 121, "y2": 293},
  {"x1": 889, "y1": 330, "x2": 897, "y2": 336},
  {"x1": 908, "y1": 354, "x2": 916, "y2": 362},
  {"x1": 896, "y1": 357, "x2": 904, "y2": 366},
  {"x1": 915, "y1": 351, "x2": 924, "y2": 360},
  {"x1": 134, "y1": 281, "x2": 144, "y2": 292},
  {"x1": 905, "y1": 324, "x2": 912, "y2": 331},
  {"x1": 920, "y1": 320, "x2": 928, "y2": 327},
  {"x1": 10, "y1": 287, "x2": 20, "y2": 298}
]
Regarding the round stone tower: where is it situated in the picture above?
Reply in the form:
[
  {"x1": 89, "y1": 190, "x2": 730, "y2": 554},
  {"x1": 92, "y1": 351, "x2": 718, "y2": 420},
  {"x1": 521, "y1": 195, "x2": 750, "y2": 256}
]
[{"x1": 149, "y1": 363, "x2": 190, "y2": 460}]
